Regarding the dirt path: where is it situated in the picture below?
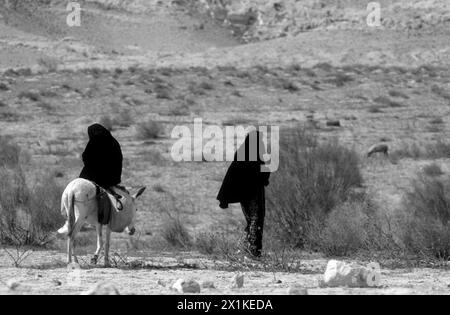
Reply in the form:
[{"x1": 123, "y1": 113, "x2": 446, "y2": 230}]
[{"x1": 0, "y1": 252, "x2": 449, "y2": 295}]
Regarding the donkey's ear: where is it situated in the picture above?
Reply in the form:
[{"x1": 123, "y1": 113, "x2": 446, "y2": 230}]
[{"x1": 133, "y1": 187, "x2": 146, "y2": 199}]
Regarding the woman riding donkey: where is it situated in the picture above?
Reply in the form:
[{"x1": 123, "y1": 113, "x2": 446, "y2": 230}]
[{"x1": 80, "y1": 123, "x2": 123, "y2": 192}]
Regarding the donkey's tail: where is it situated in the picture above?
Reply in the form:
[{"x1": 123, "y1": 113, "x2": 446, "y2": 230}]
[{"x1": 57, "y1": 191, "x2": 75, "y2": 236}]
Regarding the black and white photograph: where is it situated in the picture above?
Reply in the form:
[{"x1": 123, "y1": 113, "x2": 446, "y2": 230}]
[{"x1": 0, "y1": 0, "x2": 449, "y2": 298}]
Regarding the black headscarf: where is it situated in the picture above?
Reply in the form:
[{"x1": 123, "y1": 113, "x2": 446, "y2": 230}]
[
  {"x1": 217, "y1": 130, "x2": 270, "y2": 208},
  {"x1": 79, "y1": 124, "x2": 123, "y2": 189}
]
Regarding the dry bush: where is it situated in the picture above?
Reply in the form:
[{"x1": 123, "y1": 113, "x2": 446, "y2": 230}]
[
  {"x1": 136, "y1": 120, "x2": 164, "y2": 140},
  {"x1": 195, "y1": 231, "x2": 239, "y2": 257},
  {"x1": 37, "y1": 57, "x2": 59, "y2": 72},
  {"x1": 391, "y1": 140, "x2": 450, "y2": 160},
  {"x1": 422, "y1": 163, "x2": 444, "y2": 177},
  {"x1": 266, "y1": 127, "x2": 363, "y2": 249},
  {"x1": 18, "y1": 91, "x2": 41, "y2": 102},
  {"x1": 113, "y1": 110, "x2": 134, "y2": 128},
  {"x1": 161, "y1": 217, "x2": 192, "y2": 249},
  {"x1": 0, "y1": 136, "x2": 64, "y2": 248},
  {"x1": 373, "y1": 96, "x2": 404, "y2": 108},
  {"x1": 401, "y1": 174, "x2": 450, "y2": 259},
  {"x1": 311, "y1": 198, "x2": 397, "y2": 256}
]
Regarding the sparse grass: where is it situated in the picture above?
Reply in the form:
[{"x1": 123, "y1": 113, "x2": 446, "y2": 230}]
[
  {"x1": 167, "y1": 103, "x2": 190, "y2": 116},
  {"x1": 188, "y1": 81, "x2": 214, "y2": 95},
  {"x1": 222, "y1": 117, "x2": 255, "y2": 126},
  {"x1": 152, "y1": 184, "x2": 166, "y2": 193},
  {"x1": 161, "y1": 217, "x2": 192, "y2": 249},
  {"x1": 154, "y1": 84, "x2": 173, "y2": 100},
  {"x1": 422, "y1": 163, "x2": 444, "y2": 177},
  {"x1": 391, "y1": 140, "x2": 450, "y2": 160},
  {"x1": 37, "y1": 57, "x2": 59, "y2": 72},
  {"x1": 136, "y1": 120, "x2": 164, "y2": 140},
  {"x1": 368, "y1": 105, "x2": 384, "y2": 113},
  {"x1": 389, "y1": 90, "x2": 409, "y2": 99},
  {"x1": 280, "y1": 79, "x2": 300, "y2": 92},
  {"x1": 139, "y1": 149, "x2": 167, "y2": 166},
  {"x1": 431, "y1": 84, "x2": 450, "y2": 100},
  {"x1": 325, "y1": 73, "x2": 354, "y2": 87},
  {"x1": 112, "y1": 110, "x2": 134, "y2": 128},
  {"x1": 373, "y1": 96, "x2": 404, "y2": 108},
  {"x1": 0, "y1": 82, "x2": 9, "y2": 91},
  {"x1": 99, "y1": 116, "x2": 114, "y2": 131},
  {"x1": 18, "y1": 91, "x2": 41, "y2": 102},
  {"x1": 429, "y1": 117, "x2": 444, "y2": 125}
]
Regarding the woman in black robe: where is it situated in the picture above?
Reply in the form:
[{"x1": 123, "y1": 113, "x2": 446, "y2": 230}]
[
  {"x1": 79, "y1": 124, "x2": 123, "y2": 190},
  {"x1": 217, "y1": 130, "x2": 270, "y2": 258}
]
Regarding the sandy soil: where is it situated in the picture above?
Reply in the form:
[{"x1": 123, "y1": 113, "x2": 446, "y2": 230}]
[
  {"x1": 0, "y1": 1, "x2": 449, "y2": 295},
  {"x1": 0, "y1": 251, "x2": 449, "y2": 295}
]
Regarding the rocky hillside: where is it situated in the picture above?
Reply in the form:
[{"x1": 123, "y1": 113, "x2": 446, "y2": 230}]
[{"x1": 190, "y1": 0, "x2": 450, "y2": 42}]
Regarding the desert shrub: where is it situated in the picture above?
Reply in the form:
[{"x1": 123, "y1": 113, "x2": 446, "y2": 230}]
[
  {"x1": 0, "y1": 167, "x2": 64, "y2": 246},
  {"x1": 137, "y1": 120, "x2": 164, "y2": 140},
  {"x1": 113, "y1": 110, "x2": 134, "y2": 127},
  {"x1": 392, "y1": 141, "x2": 450, "y2": 160},
  {"x1": 0, "y1": 136, "x2": 21, "y2": 167},
  {"x1": 99, "y1": 116, "x2": 114, "y2": 131},
  {"x1": 266, "y1": 127, "x2": 363, "y2": 249},
  {"x1": 37, "y1": 57, "x2": 59, "y2": 72},
  {"x1": 161, "y1": 217, "x2": 192, "y2": 249},
  {"x1": 388, "y1": 90, "x2": 409, "y2": 99},
  {"x1": 401, "y1": 175, "x2": 450, "y2": 259},
  {"x1": 195, "y1": 231, "x2": 239, "y2": 256},
  {"x1": 311, "y1": 198, "x2": 396, "y2": 256},
  {"x1": 18, "y1": 91, "x2": 41, "y2": 102},
  {"x1": 373, "y1": 96, "x2": 404, "y2": 108},
  {"x1": 422, "y1": 163, "x2": 444, "y2": 177},
  {"x1": 0, "y1": 137, "x2": 64, "y2": 247}
]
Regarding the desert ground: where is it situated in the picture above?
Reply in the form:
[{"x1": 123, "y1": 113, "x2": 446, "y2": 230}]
[{"x1": 0, "y1": 0, "x2": 449, "y2": 295}]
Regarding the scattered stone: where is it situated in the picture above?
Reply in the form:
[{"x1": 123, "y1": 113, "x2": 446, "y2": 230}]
[
  {"x1": 287, "y1": 286, "x2": 308, "y2": 295},
  {"x1": 276, "y1": 280, "x2": 283, "y2": 284},
  {"x1": 231, "y1": 274, "x2": 245, "y2": 289},
  {"x1": 52, "y1": 279, "x2": 62, "y2": 286},
  {"x1": 202, "y1": 281, "x2": 216, "y2": 289},
  {"x1": 322, "y1": 260, "x2": 381, "y2": 288},
  {"x1": 172, "y1": 279, "x2": 201, "y2": 294},
  {"x1": 6, "y1": 279, "x2": 21, "y2": 291},
  {"x1": 82, "y1": 283, "x2": 120, "y2": 295}
]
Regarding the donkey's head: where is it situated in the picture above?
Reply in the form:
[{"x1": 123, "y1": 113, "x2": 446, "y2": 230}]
[{"x1": 112, "y1": 186, "x2": 146, "y2": 236}]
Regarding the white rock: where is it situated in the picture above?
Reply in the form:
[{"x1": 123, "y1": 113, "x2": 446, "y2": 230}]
[
  {"x1": 231, "y1": 274, "x2": 244, "y2": 289},
  {"x1": 322, "y1": 260, "x2": 381, "y2": 288},
  {"x1": 287, "y1": 286, "x2": 308, "y2": 295},
  {"x1": 82, "y1": 283, "x2": 120, "y2": 295},
  {"x1": 6, "y1": 279, "x2": 21, "y2": 291},
  {"x1": 172, "y1": 279, "x2": 201, "y2": 294}
]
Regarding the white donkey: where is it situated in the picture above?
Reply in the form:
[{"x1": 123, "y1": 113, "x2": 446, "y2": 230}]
[{"x1": 58, "y1": 178, "x2": 146, "y2": 266}]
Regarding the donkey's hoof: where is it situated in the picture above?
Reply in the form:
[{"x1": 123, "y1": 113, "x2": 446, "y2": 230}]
[{"x1": 91, "y1": 255, "x2": 99, "y2": 265}]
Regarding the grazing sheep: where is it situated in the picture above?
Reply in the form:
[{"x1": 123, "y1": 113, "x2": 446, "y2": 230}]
[{"x1": 367, "y1": 144, "x2": 389, "y2": 157}]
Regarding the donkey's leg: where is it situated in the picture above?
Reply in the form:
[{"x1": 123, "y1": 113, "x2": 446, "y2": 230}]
[
  {"x1": 104, "y1": 226, "x2": 111, "y2": 267},
  {"x1": 91, "y1": 224, "x2": 103, "y2": 265},
  {"x1": 69, "y1": 218, "x2": 85, "y2": 265},
  {"x1": 67, "y1": 237, "x2": 72, "y2": 264}
]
